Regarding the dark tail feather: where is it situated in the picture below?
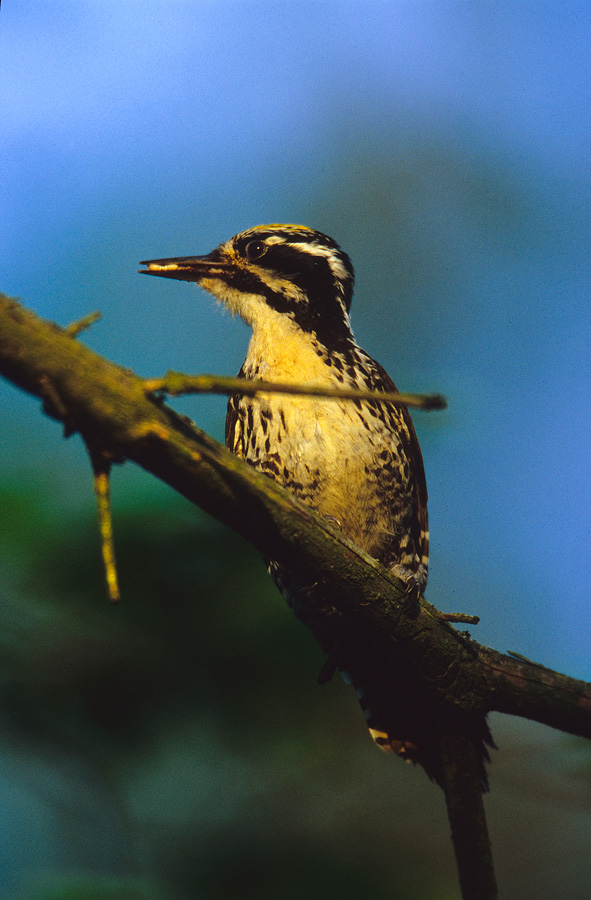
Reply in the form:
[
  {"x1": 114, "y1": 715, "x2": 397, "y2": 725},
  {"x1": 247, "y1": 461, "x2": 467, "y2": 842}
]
[{"x1": 343, "y1": 664, "x2": 495, "y2": 791}]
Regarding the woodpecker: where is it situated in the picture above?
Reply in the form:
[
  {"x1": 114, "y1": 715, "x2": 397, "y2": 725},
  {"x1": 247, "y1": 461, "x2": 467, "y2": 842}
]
[{"x1": 140, "y1": 224, "x2": 491, "y2": 787}]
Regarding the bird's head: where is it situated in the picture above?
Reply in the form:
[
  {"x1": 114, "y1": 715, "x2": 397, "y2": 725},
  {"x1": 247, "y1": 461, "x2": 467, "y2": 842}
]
[{"x1": 140, "y1": 224, "x2": 355, "y2": 347}]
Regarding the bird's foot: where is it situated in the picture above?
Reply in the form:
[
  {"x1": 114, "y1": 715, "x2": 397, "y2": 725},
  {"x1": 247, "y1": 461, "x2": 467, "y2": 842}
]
[{"x1": 391, "y1": 565, "x2": 422, "y2": 618}]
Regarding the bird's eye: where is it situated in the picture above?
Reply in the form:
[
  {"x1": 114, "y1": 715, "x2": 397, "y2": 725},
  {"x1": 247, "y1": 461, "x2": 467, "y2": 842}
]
[{"x1": 245, "y1": 240, "x2": 268, "y2": 260}]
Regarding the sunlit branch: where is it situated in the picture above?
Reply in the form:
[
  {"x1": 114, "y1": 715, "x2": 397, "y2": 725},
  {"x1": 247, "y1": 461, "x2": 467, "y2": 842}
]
[{"x1": 144, "y1": 372, "x2": 447, "y2": 411}]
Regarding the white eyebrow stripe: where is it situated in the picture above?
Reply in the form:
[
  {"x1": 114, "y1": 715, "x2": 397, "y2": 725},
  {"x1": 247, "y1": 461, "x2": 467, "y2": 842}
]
[
  {"x1": 284, "y1": 245, "x2": 352, "y2": 322},
  {"x1": 285, "y1": 241, "x2": 351, "y2": 285},
  {"x1": 283, "y1": 242, "x2": 352, "y2": 321}
]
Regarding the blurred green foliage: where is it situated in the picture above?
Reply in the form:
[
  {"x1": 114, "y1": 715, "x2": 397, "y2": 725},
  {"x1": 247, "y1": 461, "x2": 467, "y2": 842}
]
[
  {"x1": 0, "y1": 469, "x2": 589, "y2": 900},
  {"x1": 24, "y1": 879, "x2": 159, "y2": 900},
  {"x1": 0, "y1": 473, "x2": 461, "y2": 900}
]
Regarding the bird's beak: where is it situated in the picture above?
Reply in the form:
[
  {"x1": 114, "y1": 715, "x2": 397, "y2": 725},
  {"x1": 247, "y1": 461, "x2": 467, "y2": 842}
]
[{"x1": 138, "y1": 249, "x2": 229, "y2": 282}]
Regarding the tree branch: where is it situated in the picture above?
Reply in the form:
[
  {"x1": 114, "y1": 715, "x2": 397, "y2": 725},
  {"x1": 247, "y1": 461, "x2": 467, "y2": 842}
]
[
  {"x1": 1, "y1": 291, "x2": 590, "y2": 743},
  {"x1": 144, "y1": 371, "x2": 447, "y2": 411}
]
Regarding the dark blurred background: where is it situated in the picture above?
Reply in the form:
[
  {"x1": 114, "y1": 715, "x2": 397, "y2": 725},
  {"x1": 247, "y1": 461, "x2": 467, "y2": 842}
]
[{"x1": 1, "y1": 3, "x2": 589, "y2": 899}]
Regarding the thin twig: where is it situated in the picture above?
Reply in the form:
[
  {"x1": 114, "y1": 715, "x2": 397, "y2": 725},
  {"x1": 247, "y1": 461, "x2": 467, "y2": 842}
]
[
  {"x1": 88, "y1": 446, "x2": 121, "y2": 604},
  {"x1": 144, "y1": 371, "x2": 447, "y2": 411},
  {"x1": 441, "y1": 613, "x2": 481, "y2": 625},
  {"x1": 64, "y1": 310, "x2": 102, "y2": 337}
]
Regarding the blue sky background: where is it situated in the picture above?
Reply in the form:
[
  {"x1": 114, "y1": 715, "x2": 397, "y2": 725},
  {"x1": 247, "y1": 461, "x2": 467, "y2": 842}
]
[{"x1": 0, "y1": 4, "x2": 590, "y2": 895}]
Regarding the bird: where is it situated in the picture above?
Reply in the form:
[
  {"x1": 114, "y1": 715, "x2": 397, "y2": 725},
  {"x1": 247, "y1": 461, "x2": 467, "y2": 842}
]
[{"x1": 140, "y1": 224, "x2": 491, "y2": 787}]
